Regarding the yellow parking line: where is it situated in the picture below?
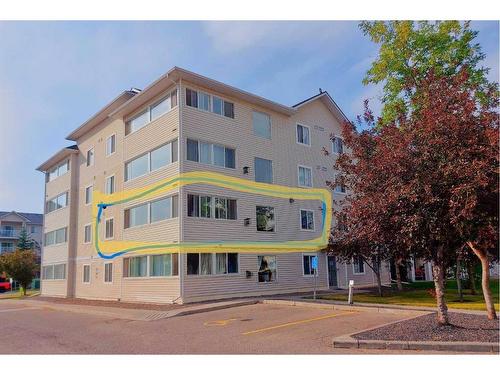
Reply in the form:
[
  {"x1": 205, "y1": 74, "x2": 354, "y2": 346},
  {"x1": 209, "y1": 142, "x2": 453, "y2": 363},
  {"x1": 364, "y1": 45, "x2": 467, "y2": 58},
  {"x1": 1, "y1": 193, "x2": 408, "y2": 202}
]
[{"x1": 242, "y1": 311, "x2": 357, "y2": 335}]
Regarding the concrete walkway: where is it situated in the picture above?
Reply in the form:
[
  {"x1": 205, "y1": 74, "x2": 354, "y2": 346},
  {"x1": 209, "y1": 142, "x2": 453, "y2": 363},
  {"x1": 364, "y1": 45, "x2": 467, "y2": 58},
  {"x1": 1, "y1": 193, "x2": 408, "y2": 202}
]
[{"x1": 1, "y1": 298, "x2": 258, "y2": 321}]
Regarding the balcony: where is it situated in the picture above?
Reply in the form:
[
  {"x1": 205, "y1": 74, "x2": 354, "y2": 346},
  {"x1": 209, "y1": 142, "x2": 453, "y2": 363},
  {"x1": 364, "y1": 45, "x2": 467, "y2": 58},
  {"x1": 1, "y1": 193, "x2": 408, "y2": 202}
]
[{"x1": 0, "y1": 229, "x2": 21, "y2": 238}]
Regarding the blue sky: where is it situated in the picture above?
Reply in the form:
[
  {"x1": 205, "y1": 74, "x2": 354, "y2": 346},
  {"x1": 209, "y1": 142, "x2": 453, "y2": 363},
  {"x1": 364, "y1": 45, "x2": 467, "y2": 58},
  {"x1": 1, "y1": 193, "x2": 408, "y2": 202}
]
[{"x1": 0, "y1": 21, "x2": 498, "y2": 213}]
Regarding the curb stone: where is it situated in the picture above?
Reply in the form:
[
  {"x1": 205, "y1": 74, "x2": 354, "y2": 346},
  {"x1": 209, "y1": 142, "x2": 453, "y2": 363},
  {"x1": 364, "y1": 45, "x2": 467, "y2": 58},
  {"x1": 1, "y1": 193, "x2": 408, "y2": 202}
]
[{"x1": 332, "y1": 336, "x2": 499, "y2": 353}]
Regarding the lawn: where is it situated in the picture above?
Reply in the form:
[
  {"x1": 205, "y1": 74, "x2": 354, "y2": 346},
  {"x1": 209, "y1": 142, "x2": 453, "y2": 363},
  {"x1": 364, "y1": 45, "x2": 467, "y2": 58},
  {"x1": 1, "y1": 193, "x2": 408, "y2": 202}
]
[
  {"x1": 320, "y1": 280, "x2": 500, "y2": 311},
  {"x1": 0, "y1": 289, "x2": 40, "y2": 299}
]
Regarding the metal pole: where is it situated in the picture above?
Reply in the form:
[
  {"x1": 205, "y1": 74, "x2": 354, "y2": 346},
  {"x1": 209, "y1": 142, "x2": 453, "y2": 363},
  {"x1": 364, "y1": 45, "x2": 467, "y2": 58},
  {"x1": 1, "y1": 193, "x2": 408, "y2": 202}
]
[
  {"x1": 313, "y1": 266, "x2": 317, "y2": 300},
  {"x1": 348, "y1": 280, "x2": 354, "y2": 304}
]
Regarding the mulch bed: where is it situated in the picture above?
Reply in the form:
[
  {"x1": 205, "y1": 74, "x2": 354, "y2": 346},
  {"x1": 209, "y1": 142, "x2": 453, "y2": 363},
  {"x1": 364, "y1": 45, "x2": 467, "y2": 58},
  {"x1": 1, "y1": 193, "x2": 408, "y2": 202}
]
[
  {"x1": 33, "y1": 296, "x2": 188, "y2": 311},
  {"x1": 353, "y1": 312, "x2": 499, "y2": 343}
]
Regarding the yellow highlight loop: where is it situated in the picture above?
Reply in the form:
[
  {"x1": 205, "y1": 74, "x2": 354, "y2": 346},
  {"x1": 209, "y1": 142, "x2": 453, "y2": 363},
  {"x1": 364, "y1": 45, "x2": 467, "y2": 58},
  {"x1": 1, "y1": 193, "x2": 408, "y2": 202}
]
[{"x1": 92, "y1": 171, "x2": 332, "y2": 259}]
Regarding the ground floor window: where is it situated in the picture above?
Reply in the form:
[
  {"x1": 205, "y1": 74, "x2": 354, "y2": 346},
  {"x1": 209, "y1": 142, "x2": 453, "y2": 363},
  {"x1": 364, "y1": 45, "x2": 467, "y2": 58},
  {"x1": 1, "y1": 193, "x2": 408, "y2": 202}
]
[
  {"x1": 83, "y1": 264, "x2": 91, "y2": 283},
  {"x1": 42, "y1": 264, "x2": 66, "y2": 280},
  {"x1": 303, "y1": 254, "x2": 317, "y2": 275},
  {"x1": 187, "y1": 253, "x2": 238, "y2": 275},
  {"x1": 258, "y1": 255, "x2": 277, "y2": 282},
  {"x1": 123, "y1": 256, "x2": 147, "y2": 277},
  {"x1": 150, "y1": 254, "x2": 179, "y2": 277},
  {"x1": 353, "y1": 255, "x2": 365, "y2": 274},
  {"x1": 104, "y1": 263, "x2": 113, "y2": 283}
]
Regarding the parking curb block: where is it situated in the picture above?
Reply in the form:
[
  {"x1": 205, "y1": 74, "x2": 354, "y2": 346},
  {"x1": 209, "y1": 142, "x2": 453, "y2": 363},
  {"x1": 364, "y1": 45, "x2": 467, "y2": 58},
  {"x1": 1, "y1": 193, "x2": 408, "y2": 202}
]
[{"x1": 332, "y1": 336, "x2": 500, "y2": 353}]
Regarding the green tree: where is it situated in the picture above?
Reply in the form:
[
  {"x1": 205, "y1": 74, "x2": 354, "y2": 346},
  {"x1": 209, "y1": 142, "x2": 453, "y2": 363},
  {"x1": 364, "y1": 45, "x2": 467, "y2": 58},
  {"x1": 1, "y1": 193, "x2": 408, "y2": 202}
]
[
  {"x1": 359, "y1": 21, "x2": 493, "y2": 125},
  {"x1": 0, "y1": 250, "x2": 37, "y2": 295},
  {"x1": 16, "y1": 227, "x2": 34, "y2": 250}
]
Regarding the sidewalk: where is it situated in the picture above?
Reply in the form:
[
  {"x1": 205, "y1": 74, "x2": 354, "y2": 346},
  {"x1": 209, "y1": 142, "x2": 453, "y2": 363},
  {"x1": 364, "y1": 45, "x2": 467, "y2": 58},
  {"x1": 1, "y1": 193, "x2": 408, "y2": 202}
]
[{"x1": 2, "y1": 297, "x2": 258, "y2": 321}]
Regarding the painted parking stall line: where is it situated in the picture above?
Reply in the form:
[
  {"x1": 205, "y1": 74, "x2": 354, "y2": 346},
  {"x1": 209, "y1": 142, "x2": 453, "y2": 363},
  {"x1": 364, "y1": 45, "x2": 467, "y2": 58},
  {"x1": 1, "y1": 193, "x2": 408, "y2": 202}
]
[{"x1": 242, "y1": 311, "x2": 357, "y2": 335}]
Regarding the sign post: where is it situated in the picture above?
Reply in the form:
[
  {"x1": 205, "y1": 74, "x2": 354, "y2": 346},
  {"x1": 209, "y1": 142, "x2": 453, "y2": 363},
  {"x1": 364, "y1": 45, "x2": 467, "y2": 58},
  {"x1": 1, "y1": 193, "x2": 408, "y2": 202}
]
[
  {"x1": 348, "y1": 280, "x2": 354, "y2": 305},
  {"x1": 312, "y1": 256, "x2": 318, "y2": 300}
]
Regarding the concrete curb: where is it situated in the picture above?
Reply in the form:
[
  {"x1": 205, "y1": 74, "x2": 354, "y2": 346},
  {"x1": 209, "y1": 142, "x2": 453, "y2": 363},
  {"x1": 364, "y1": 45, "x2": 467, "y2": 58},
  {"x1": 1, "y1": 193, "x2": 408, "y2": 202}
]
[
  {"x1": 332, "y1": 335, "x2": 500, "y2": 353},
  {"x1": 261, "y1": 299, "x2": 427, "y2": 316}
]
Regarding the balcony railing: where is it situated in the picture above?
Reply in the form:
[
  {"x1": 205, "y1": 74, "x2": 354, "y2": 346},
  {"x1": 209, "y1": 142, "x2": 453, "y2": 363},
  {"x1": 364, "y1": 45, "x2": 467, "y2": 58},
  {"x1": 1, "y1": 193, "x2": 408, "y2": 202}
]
[{"x1": 0, "y1": 229, "x2": 21, "y2": 238}]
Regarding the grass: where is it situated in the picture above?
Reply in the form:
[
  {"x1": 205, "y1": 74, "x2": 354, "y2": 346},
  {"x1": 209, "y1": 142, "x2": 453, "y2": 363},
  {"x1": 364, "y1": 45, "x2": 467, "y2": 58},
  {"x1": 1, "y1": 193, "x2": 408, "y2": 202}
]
[
  {"x1": 0, "y1": 289, "x2": 40, "y2": 300},
  {"x1": 320, "y1": 280, "x2": 500, "y2": 311}
]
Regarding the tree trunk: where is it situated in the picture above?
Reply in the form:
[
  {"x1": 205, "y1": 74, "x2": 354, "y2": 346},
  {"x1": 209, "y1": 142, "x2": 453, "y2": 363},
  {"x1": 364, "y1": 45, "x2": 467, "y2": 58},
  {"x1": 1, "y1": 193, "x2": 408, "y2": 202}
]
[
  {"x1": 432, "y1": 246, "x2": 449, "y2": 325},
  {"x1": 375, "y1": 269, "x2": 383, "y2": 297},
  {"x1": 467, "y1": 241, "x2": 497, "y2": 320},
  {"x1": 456, "y1": 257, "x2": 463, "y2": 302},
  {"x1": 467, "y1": 261, "x2": 477, "y2": 295},
  {"x1": 395, "y1": 258, "x2": 403, "y2": 291}
]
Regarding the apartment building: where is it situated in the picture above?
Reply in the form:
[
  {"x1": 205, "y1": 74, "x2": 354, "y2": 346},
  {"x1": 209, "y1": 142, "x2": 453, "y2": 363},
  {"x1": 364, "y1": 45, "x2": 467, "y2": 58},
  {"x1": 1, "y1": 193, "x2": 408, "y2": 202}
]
[
  {"x1": 36, "y1": 67, "x2": 391, "y2": 303},
  {"x1": 0, "y1": 211, "x2": 43, "y2": 257}
]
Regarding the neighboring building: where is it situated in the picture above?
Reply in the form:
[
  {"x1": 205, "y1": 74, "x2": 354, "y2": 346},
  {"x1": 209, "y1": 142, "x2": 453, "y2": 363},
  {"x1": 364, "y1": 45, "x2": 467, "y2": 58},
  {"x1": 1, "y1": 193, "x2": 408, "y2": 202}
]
[
  {"x1": 0, "y1": 211, "x2": 43, "y2": 257},
  {"x1": 36, "y1": 67, "x2": 391, "y2": 303}
]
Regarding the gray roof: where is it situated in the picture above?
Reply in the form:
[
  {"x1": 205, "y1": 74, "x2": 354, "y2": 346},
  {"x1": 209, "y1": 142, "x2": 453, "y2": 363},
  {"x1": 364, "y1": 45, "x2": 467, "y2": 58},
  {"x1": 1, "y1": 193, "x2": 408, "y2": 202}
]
[{"x1": 0, "y1": 211, "x2": 43, "y2": 225}]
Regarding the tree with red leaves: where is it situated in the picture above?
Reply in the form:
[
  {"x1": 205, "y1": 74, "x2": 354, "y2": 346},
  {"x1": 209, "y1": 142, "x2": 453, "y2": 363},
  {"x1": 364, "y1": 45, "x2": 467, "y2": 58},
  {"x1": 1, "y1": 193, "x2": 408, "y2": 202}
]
[{"x1": 331, "y1": 69, "x2": 498, "y2": 324}]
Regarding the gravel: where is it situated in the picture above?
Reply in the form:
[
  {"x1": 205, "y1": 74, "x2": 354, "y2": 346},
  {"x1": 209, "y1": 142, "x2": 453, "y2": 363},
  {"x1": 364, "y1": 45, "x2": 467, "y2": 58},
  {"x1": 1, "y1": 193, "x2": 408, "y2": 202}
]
[{"x1": 353, "y1": 312, "x2": 499, "y2": 342}]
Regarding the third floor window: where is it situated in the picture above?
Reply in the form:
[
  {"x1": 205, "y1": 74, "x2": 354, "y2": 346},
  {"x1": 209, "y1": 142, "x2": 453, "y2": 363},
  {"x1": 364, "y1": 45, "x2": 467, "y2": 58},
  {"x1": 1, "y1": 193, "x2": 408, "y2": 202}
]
[{"x1": 186, "y1": 139, "x2": 235, "y2": 169}]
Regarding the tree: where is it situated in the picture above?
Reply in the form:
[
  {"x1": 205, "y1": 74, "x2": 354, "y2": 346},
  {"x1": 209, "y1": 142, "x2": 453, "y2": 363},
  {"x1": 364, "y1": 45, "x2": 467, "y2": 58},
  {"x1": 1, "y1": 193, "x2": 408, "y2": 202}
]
[
  {"x1": 332, "y1": 69, "x2": 498, "y2": 325},
  {"x1": 0, "y1": 249, "x2": 37, "y2": 295},
  {"x1": 359, "y1": 21, "x2": 493, "y2": 125},
  {"x1": 16, "y1": 227, "x2": 34, "y2": 251}
]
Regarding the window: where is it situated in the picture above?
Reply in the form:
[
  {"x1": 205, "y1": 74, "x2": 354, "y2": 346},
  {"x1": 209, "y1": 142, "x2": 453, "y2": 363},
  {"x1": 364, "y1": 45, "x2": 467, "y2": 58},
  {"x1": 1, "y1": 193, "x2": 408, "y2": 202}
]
[
  {"x1": 83, "y1": 265, "x2": 91, "y2": 283},
  {"x1": 334, "y1": 175, "x2": 346, "y2": 194},
  {"x1": 105, "y1": 175, "x2": 115, "y2": 195},
  {"x1": 125, "y1": 139, "x2": 178, "y2": 181},
  {"x1": 254, "y1": 157, "x2": 273, "y2": 183},
  {"x1": 185, "y1": 139, "x2": 235, "y2": 169},
  {"x1": 47, "y1": 160, "x2": 69, "y2": 182},
  {"x1": 297, "y1": 124, "x2": 310, "y2": 145},
  {"x1": 85, "y1": 185, "x2": 93, "y2": 205},
  {"x1": 125, "y1": 89, "x2": 178, "y2": 135},
  {"x1": 252, "y1": 111, "x2": 271, "y2": 139},
  {"x1": 187, "y1": 253, "x2": 199, "y2": 275},
  {"x1": 353, "y1": 256, "x2": 365, "y2": 274},
  {"x1": 303, "y1": 254, "x2": 317, "y2": 275},
  {"x1": 84, "y1": 224, "x2": 92, "y2": 244},
  {"x1": 215, "y1": 253, "x2": 239, "y2": 274},
  {"x1": 300, "y1": 210, "x2": 314, "y2": 230},
  {"x1": 123, "y1": 256, "x2": 147, "y2": 277},
  {"x1": 46, "y1": 192, "x2": 68, "y2": 213},
  {"x1": 185, "y1": 88, "x2": 234, "y2": 118},
  {"x1": 150, "y1": 254, "x2": 179, "y2": 277},
  {"x1": 54, "y1": 264, "x2": 66, "y2": 279},
  {"x1": 104, "y1": 263, "x2": 113, "y2": 283},
  {"x1": 42, "y1": 265, "x2": 54, "y2": 280},
  {"x1": 106, "y1": 134, "x2": 116, "y2": 156},
  {"x1": 124, "y1": 195, "x2": 178, "y2": 229},
  {"x1": 86, "y1": 148, "x2": 94, "y2": 167},
  {"x1": 256, "y1": 206, "x2": 275, "y2": 232},
  {"x1": 298, "y1": 166, "x2": 313, "y2": 187},
  {"x1": 258, "y1": 255, "x2": 277, "y2": 282},
  {"x1": 187, "y1": 194, "x2": 237, "y2": 220},
  {"x1": 105, "y1": 218, "x2": 114, "y2": 239},
  {"x1": 202, "y1": 253, "x2": 213, "y2": 275},
  {"x1": 332, "y1": 136, "x2": 344, "y2": 154},
  {"x1": 44, "y1": 227, "x2": 67, "y2": 246}
]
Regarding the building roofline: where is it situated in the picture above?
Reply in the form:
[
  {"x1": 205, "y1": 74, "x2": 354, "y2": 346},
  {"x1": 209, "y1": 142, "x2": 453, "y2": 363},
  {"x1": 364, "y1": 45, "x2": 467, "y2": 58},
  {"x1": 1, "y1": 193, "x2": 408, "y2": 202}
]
[
  {"x1": 65, "y1": 90, "x2": 137, "y2": 141},
  {"x1": 109, "y1": 66, "x2": 297, "y2": 119},
  {"x1": 293, "y1": 91, "x2": 350, "y2": 123},
  {"x1": 0, "y1": 211, "x2": 31, "y2": 223},
  {"x1": 36, "y1": 145, "x2": 79, "y2": 172}
]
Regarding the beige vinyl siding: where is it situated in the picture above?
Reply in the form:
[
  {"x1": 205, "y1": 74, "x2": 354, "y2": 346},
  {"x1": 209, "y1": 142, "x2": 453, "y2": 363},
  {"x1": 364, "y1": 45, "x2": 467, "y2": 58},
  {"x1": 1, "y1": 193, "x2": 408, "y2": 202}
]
[
  {"x1": 182, "y1": 252, "x2": 328, "y2": 303},
  {"x1": 41, "y1": 279, "x2": 67, "y2": 297}
]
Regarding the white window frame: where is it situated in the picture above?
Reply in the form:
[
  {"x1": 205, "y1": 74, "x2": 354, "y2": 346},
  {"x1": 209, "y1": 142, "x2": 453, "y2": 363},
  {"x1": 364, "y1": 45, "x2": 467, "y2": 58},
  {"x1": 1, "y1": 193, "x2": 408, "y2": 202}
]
[
  {"x1": 352, "y1": 256, "x2": 366, "y2": 275},
  {"x1": 104, "y1": 217, "x2": 114, "y2": 240},
  {"x1": 123, "y1": 255, "x2": 150, "y2": 278},
  {"x1": 46, "y1": 191, "x2": 69, "y2": 214},
  {"x1": 105, "y1": 174, "x2": 115, "y2": 195},
  {"x1": 252, "y1": 110, "x2": 272, "y2": 140},
  {"x1": 296, "y1": 123, "x2": 311, "y2": 146},
  {"x1": 124, "y1": 194, "x2": 178, "y2": 230},
  {"x1": 186, "y1": 194, "x2": 237, "y2": 221},
  {"x1": 256, "y1": 206, "x2": 276, "y2": 233},
  {"x1": 302, "y1": 253, "x2": 318, "y2": 277},
  {"x1": 46, "y1": 159, "x2": 69, "y2": 182},
  {"x1": 185, "y1": 87, "x2": 235, "y2": 120},
  {"x1": 299, "y1": 209, "x2": 315, "y2": 231},
  {"x1": 104, "y1": 262, "x2": 113, "y2": 284},
  {"x1": 82, "y1": 264, "x2": 91, "y2": 284},
  {"x1": 186, "y1": 138, "x2": 236, "y2": 170},
  {"x1": 297, "y1": 165, "x2": 313, "y2": 188},
  {"x1": 84, "y1": 184, "x2": 93, "y2": 206},
  {"x1": 86, "y1": 147, "x2": 95, "y2": 167},
  {"x1": 83, "y1": 223, "x2": 92, "y2": 244},
  {"x1": 149, "y1": 253, "x2": 179, "y2": 278},
  {"x1": 331, "y1": 136, "x2": 344, "y2": 155},
  {"x1": 334, "y1": 173, "x2": 347, "y2": 194},
  {"x1": 106, "y1": 134, "x2": 116, "y2": 156}
]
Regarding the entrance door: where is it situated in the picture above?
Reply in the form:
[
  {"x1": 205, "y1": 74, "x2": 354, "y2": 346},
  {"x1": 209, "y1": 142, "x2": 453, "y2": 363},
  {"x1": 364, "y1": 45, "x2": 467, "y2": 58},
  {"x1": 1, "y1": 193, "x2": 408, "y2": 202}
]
[{"x1": 327, "y1": 255, "x2": 338, "y2": 288}]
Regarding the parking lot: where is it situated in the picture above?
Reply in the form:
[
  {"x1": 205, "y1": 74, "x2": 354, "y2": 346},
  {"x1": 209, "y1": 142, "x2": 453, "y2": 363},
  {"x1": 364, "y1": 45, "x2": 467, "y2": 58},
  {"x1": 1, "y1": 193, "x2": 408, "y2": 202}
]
[{"x1": 1, "y1": 299, "x2": 424, "y2": 354}]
